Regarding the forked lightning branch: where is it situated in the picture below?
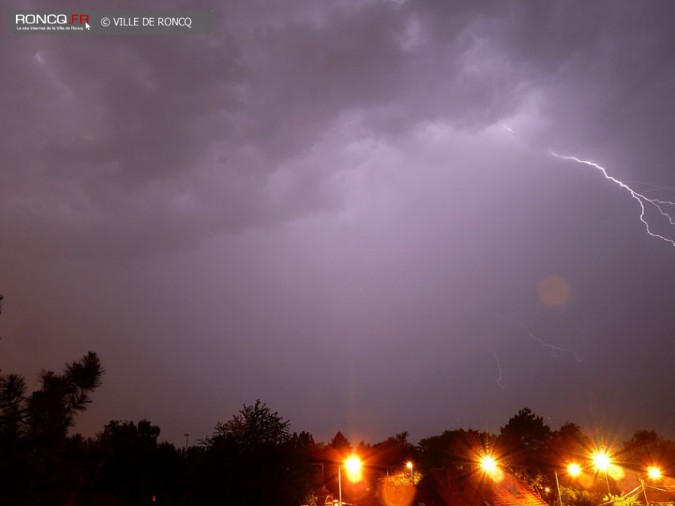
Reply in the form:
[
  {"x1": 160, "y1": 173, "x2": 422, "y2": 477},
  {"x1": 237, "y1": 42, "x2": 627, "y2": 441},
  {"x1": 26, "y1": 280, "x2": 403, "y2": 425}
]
[{"x1": 551, "y1": 152, "x2": 675, "y2": 248}]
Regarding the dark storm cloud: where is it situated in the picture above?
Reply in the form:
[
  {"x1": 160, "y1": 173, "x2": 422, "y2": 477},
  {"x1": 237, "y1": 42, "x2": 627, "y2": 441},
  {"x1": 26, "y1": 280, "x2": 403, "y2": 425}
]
[
  {"x1": 4, "y1": 0, "x2": 675, "y2": 255},
  {"x1": 2, "y1": 0, "x2": 535, "y2": 256},
  {"x1": 502, "y1": 1, "x2": 675, "y2": 181},
  {"x1": 2, "y1": 0, "x2": 675, "y2": 444}
]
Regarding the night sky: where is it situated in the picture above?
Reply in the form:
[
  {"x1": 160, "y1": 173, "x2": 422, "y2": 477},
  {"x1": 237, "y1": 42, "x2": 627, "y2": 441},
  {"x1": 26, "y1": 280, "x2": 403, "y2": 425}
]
[{"x1": 3, "y1": 0, "x2": 675, "y2": 446}]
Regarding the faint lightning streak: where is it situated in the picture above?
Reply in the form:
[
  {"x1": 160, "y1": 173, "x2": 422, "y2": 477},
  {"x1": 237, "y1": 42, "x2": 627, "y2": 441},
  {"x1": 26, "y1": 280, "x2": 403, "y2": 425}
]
[
  {"x1": 550, "y1": 152, "x2": 675, "y2": 247},
  {"x1": 496, "y1": 313, "x2": 584, "y2": 362},
  {"x1": 517, "y1": 321, "x2": 583, "y2": 362},
  {"x1": 350, "y1": 280, "x2": 366, "y2": 295},
  {"x1": 486, "y1": 347, "x2": 505, "y2": 390}
]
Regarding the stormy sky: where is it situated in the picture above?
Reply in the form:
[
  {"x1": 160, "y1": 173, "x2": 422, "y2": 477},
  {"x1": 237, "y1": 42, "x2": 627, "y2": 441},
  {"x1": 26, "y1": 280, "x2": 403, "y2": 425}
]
[{"x1": 3, "y1": 0, "x2": 675, "y2": 446}]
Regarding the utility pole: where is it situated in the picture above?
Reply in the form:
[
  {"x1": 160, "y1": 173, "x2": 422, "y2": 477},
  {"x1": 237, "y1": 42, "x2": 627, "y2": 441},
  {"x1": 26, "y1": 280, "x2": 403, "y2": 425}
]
[
  {"x1": 555, "y1": 471, "x2": 563, "y2": 506},
  {"x1": 640, "y1": 478, "x2": 649, "y2": 506}
]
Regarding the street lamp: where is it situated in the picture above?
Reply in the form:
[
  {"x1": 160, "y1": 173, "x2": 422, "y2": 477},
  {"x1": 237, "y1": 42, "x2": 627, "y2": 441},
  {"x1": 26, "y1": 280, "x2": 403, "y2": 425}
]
[
  {"x1": 480, "y1": 455, "x2": 498, "y2": 474},
  {"x1": 639, "y1": 465, "x2": 663, "y2": 506},
  {"x1": 647, "y1": 466, "x2": 662, "y2": 481},
  {"x1": 406, "y1": 461, "x2": 414, "y2": 482},
  {"x1": 555, "y1": 462, "x2": 582, "y2": 506},
  {"x1": 592, "y1": 451, "x2": 612, "y2": 493},
  {"x1": 567, "y1": 463, "x2": 581, "y2": 477},
  {"x1": 338, "y1": 455, "x2": 363, "y2": 506},
  {"x1": 592, "y1": 452, "x2": 611, "y2": 472}
]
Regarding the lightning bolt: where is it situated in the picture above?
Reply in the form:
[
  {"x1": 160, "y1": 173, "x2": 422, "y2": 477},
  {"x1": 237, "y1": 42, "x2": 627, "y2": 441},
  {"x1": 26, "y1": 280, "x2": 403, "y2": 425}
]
[
  {"x1": 496, "y1": 313, "x2": 584, "y2": 362},
  {"x1": 520, "y1": 323, "x2": 583, "y2": 362},
  {"x1": 550, "y1": 152, "x2": 675, "y2": 247}
]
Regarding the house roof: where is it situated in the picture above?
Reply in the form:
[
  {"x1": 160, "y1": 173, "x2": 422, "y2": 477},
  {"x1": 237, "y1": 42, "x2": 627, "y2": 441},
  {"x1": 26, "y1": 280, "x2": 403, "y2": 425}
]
[{"x1": 416, "y1": 467, "x2": 548, "y2": 506}]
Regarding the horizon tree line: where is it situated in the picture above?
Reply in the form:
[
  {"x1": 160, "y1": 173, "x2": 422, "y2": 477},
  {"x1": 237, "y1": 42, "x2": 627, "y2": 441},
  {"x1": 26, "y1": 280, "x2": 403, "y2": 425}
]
[
  {"x1": 0, "y1": 296, "x2": 673, "y2": 506},
  {"x1": 2, "y1": 351, "x2": 674, "y2": 506}
]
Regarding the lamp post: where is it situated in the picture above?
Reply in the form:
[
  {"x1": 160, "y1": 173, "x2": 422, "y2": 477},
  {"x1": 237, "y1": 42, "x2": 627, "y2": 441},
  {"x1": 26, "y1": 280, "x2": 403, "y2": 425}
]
[
  {"x1": 338, "y1": 456, "x2": 363, "y2": 506},
  {"x1": 406, "y1": 461, "x2": 414, "y2": 482},
  {"x1": 555, "y1": 462, "x2": 582, "y2": 506},
  {"x1": 555, "y1": 471, "x2": 563, "y2": 506},
  {"x1": 641, "y1": 466, "x2": 663, "y2": 506},
  {"x1": 338, "y1": 464, "x2": 342, "y2": 506},
  {"x1": 592, "y1": 451, "x2": 612, "y2": 493}
]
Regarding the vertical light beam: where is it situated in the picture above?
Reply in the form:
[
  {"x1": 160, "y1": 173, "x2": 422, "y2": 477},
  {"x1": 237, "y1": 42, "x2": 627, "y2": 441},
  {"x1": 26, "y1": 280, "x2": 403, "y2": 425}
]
[{"x1": 550, "y1": 152, "x2": 675, "y2": 248}]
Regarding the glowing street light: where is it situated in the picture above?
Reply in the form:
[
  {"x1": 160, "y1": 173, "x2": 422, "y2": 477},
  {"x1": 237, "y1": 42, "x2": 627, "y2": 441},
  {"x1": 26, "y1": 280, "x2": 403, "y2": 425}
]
[
  {"x1": 480, "y1": 455, "x2": 498, "y2": 474},
  {"x1": 338, "y1": 455, "x2": 363, "y2": 506},
  {"x1": 406, "y1": 461, "x2": 414, "y2": 482},
  {"x1": 648, "y1": 466, "x2": 662, "y2": 480},
  {"x1": 345, "y1": 456, "x2": 363, "y2": 481},
  {"x1": 567, "y1": 463, "x2": 582, "y2": 477},
  {"x1": 591, "y1": 451, "x2": 612, "y2": 492},
  {"x1": 555, "y1": 463, "x2": 582, "y2": 506},
  {"x1": 592, "y1": 452, "x2": 611, "y2": 472},
  {"x1": 639, "y1": 466, "x2": 664, "y2": 506}
]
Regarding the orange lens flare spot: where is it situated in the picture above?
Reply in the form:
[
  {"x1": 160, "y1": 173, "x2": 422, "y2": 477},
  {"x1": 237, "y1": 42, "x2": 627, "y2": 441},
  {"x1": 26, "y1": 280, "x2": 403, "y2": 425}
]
[
  {"x1": 608, "y1": 464, "x2": 624, "y2": 481},
  {"x1": 537, "y1": 274, "x2": 571, "y2": 306}
]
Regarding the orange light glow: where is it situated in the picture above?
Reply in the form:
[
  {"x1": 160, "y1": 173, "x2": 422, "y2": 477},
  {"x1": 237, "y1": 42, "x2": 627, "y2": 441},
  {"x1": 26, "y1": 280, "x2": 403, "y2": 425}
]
[
  {"x1": 648, "y1": 467, "x2": 663, "y2": 480},
  {"x1": 608, "y1": 464, "x2": 624, "y2": 481},
  {"x1": 345, "y1": 455, "x2": 363, "y2": 482},
  {"x1": 480, "y1": 455, "x2": 498, "y2": 474},
  {"x1": 592, "y1": 451, "x2": 611, "y2": 472},
  {"x1": 538, "y1": 274, "x2": 571, "y2": 306},
  {"x1": 406, "y1": 461, "x2": 413, "y2": 470},
  {"x1": 567, "y1": 463, "x2": 582, "y2": 477}
]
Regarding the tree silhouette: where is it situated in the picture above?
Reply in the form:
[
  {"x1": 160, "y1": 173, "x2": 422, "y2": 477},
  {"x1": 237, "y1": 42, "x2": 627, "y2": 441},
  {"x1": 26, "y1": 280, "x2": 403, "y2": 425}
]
[
  {"x1": 213, "y1": 399, "x2": 290, "y2": 447},
  {"x1": 95, "y1": 419, "x2": 184, "y2": 504},
  {"x1": 0, "y1": 351, "x2": 104, "y2": 502},
  {"x1": 0, "y1": 373, "x2": 26, "y2": 445},
  {"x1": 622, "y1": 430, "x2": 675, "y2": 476},
  {"x1": 418, "y1": 429, "x2": 491, "y2": 472},
  {"x1": 330, "y1": 431, "x2": 351, "y2": 451},
  {"x1": 548, "y1": 421, "x2": 591, "y2": 465},
  {"x1": 196, "y1": 400, "x2": 312, "y2": 506},
  {"x1": 371, "y1": 432, "x2": 416, "y2": 469},
  {"x1": 28, "y1": 351, "x2": 103, "y2": 445},
  {"x1": 498, "y1": 407, "x2": 552, "y2": 495}
]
